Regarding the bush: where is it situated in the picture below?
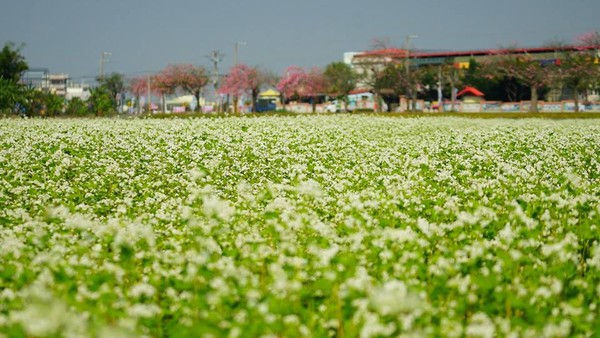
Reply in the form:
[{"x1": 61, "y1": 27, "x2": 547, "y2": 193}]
[{"x1": 65, "y1": 98, "x2": 90, "y2": 116}]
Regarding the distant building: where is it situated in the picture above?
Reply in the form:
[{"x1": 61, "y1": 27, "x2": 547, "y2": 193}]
[
  {"x1": 47, "y1": 74, "x2": 69, "y2": 96},
  {"x1": 21, "y1": 69, "x2": 90, "y2": 100},
  {"x1": 346, "y1": 45, "x2": 600, "y2": 103}
]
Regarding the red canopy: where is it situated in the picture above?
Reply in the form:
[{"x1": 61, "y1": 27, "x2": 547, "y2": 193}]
[{"x1": 457, "y1": 86, "x2": 484, "y2": 97}]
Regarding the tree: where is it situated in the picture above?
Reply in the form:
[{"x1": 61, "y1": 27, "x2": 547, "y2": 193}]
[
  {"x1": 162, "y1": 64, "x2": 209, "y2": 112},
  {"x1": 246, "y1": 66, "x2": 276, "y2": 113},
  {"x1": 277, "y1": 66, "x2": 305, "y2": 110},
  {"x1": 97, "y1": 72, "x2": 126, "y2": 111},
  {"x1": 575, "y1": 31, "x2": 600, "y2": 47},
  {"x1": 324, "y1": 62, "x2": 357, "y2": 112},
  {"x1": 129, "y1": 77, "x2": 147, "y2": 113},
  {"x1": 219, "y1": 64, "x2": 275, "y2": 113},
  {"x1": 436, "y1": 62, "x2": 465, "y2": 112},
  {"x1": 373, "y1": 63, "x2": 406, "y2": 112},
  {"x1": 486, "y1": 53, "x2": 553, "y2": 112},
  {"x1": 555, "y1": 52, "x2": 599, "y2": 112},
  {"x1": 0, "y1": 77, "x2": 27, "y2": 114},
  {"x1": 303, "y1": 67, "x2": 327, "y2": 113},
  {"x1": 0, "y1": 42, "x2": 28, "y2": 82},
  {"x1": 218, "y1": 65, "x2": 248, "y2": 113},
  {"x1": 88, "y1": 87, "x2": 114, "y2": 116},
  {"x1": 351, "y1": 40, "x2": 405, "y2": 112},
  {"x1": 152, "y1": 70, "x2": 177, "y2": 112}
]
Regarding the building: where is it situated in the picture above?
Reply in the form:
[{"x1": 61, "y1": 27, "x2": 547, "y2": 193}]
[
  {"x1": 347, "y1": 44, "x2": 600, "y2": 105},
  {"x1": 21, "y1": 69, "x2": 90, "y2": 100}
]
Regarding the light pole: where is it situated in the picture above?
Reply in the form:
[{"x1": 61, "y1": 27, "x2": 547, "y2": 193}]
[
  {"x1": 404, "y1": 35, "x2": 418, "y2": 111},
  {"x1": 234, "y1": 41, "x2": 246, "y2": 66},
  {"x1": 99, "y1": 51, "x2": 112, "y2": 80}
]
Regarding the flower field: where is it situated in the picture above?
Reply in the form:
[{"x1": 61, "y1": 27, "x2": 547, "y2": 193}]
[{"x1": 0, "y1": 116, "x2": 599, "y2": 337}]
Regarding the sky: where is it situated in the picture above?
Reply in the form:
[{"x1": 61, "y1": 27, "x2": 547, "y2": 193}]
[{"x1": 1, "y1": 0, "x2": 599, "y2": 83}]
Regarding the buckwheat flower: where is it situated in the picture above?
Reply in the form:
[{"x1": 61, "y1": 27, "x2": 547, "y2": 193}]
[
  {"x1": 10, "y1": 300, "x2": 69, "y2": 337},
  {"x1": 128, "y1": 304, "x2": 161, "y2": 318},
  {"x1": 359, "y1": 312, "x2": 397, "y2": 338},
  {"x1": 466, "y1": 312, "x2": 495, "y2": 338},
  {"x1": 542, "y1": 320, "x2": 572, "y2": 338},
  {"x1": 129, "y1": 282, "x2": 156, "y2": 299},
  {"x1": 369, "y1": 280, "x2": 423, "y2": 316}
]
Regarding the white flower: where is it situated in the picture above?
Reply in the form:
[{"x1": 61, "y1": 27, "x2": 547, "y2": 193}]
[{"x1": 369, "y1": 280, "x2": 423, "y2": 316}]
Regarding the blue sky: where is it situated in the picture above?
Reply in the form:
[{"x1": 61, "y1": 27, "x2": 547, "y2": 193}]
[{"x1": 1, "y1": 0, "x2": 599, "y2": 82}]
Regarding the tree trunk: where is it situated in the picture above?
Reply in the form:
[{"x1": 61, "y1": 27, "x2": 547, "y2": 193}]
[
  {"x1": 450, "y1": 86, "x2": 457, "y2": 112},
  {"x1": 251, "y1": 89, "x2": 259, "y2": 113},
  {"x1": 574, "y1": 89, "x2": 580, "y2": 112},
  {"x1": 195, "y1": 93, "x2": 202, "y2": 113},
  {"x1": 530, "y1": 86, "x2": 539, "y2": 113},
  {"x1": 311, "y1": 96, "x2": 317, "y2": 113},
  {"x1": 233, "y1": 96, "x2": 239, "y2": 113}
]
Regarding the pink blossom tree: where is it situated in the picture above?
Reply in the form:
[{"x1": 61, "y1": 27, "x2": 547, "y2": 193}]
[
  {"x1": 163, "y1": 64, "x2": 209, "y2": 112},
  {"x1": 575, "y1": 31, "x2": 600, "y2": 47},
  {"x1": 219, "y1": 63, "x2": 275, "y2": 113},
  {"x1": 277, "y1": 66, "x2": 306, "y2": 110},
  {"x1": 129, "y1": 77, "x2": 147, "y2": 113},
  {"x1": 152, "y1": 70, "x2": 177, "y2": 112},
  {"x1": 303, "y1": 67, "x2": 327, "y2": 113},
  {"x1": 218, "y1": 64, "x2": 248, "y2": 113}
]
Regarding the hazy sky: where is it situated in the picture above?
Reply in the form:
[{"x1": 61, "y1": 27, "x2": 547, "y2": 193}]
[{"x1": 2, "y1": 0, "x2": 599, "y2": 82}]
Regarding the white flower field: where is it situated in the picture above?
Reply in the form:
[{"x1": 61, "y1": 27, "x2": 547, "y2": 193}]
[{"x1": 0, "y1": 116, "x2": 599, "y2": 337}]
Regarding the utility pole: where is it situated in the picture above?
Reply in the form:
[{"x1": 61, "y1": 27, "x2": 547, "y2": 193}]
[
  {"x1": 99, "y1": 51, "x2": 112, "y2": 80},
  {"x1": 234, "y1": 41, "x2": 246, "y2": 66},
  {"x1": 147, "y1": 75, "x2": 152, "y2": 113},
  {"x1": 404, "y1": 35, "x2": 418, "y2": 111},
  {"x1": 206, "y1": 50, "x2": 224, "y2": 112}
]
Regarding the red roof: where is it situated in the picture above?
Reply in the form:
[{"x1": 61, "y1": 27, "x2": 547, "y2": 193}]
[
  {"x1": 355, "y1": 48, "x2": 408, "y2": 58},
  {"x1": 457, "y1": 86, "x2": 484, "y2": 97},
  {"x1": 349, "y1": 88, "x2": 371, "y2": 95},
  {"x1": 354, "y1": 45, "x2": 599, "y2": 61}
]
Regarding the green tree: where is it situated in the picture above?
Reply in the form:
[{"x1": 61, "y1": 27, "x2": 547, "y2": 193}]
[
  {"x1": 324, "y1": 62, "x2": 357, "y2": 112},
  {"x1": 373, "y1": 63, "x2": 406, "y2": 112},
  {"x1": 0, "y1": 42, "x2": 28, "y2": 82},
  {"x1": 65, "y1": 97, "x2": 90, "y2": 116},
  {"x1": 492, "y1": 54, "x2": 552, "y2": 112},
  {"x1": 88, "y1": 87, "x2": 114, "y2": 116},
  {"x1": 0, "y1": 42, "x2": 29, "y2": 114},
  {"x1": 0, "y1": 78, "x2": 27, "y2": 113},
  {"x1": 556, "y1": 52, "x2": 600, "y2": 112},
  {"x1": 97, "y1": 72, "x2": 125, "y2": 110}
]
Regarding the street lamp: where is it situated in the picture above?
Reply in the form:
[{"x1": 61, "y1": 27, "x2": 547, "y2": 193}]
[{"x1": 234, "y1": 41, "x2": 246, "y2": 65}]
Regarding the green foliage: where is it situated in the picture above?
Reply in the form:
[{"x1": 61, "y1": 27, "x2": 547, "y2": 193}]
[
  {"x1": 0, "y1": 77, "x2": 27, "y2": 113},
  {"x1": 88, "y1": 87, "x2": 115, "y2": 116},
  {"x1": 0, "y1": 42, "x2": 28, "y2": 82},
  {"x1": 324, "y1": 62, "x2": 357, "y2": 111},
  {"x1": 0, "y1": 117, "x2": 599, "y2": 337},
  {"x1": 96, "y1": 72, "x2": 125, "y2": 109},
  {"x1": 65, "y1": 97, "x2": 90, "y2": 116}
]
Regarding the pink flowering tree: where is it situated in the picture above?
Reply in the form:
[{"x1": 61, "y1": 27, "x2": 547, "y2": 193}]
[
  {"x1": 575, "y1": 31, "x2": 600, "y2": 47},
  {"x1": 152, "y1": 70, "x2": 177, "y2": 112},
  {"x1": 219, "y1": 63, "x2": 275, "y2": 113},
  {"x1": 129, "y1": 77, "x2": 147, "y2": 113},
  {"x1": 164, "y1": 64, "x2": 209, "y2": 112},
  {"x1": 219, "y1": 64, "x2": 248, "y2": 113},
  {"x1": 277, "y1": 66, "x2": 306, "y2": 110},
  {"x1": 303, "y1": 67, "x2": 327, "y2": 112}
]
